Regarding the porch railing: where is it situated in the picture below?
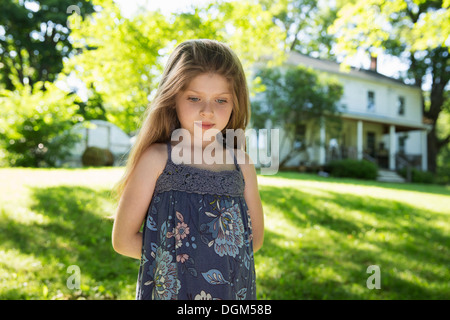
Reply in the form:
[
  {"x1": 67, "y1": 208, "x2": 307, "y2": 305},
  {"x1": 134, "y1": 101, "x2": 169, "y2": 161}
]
[
  {"x1": 327, "y1": 146, "x2": 421, "y2": 174},
  {"x1": 363, "y1": 152, "x2": 377, "y2": 165},
  {"x1": 396, "y1": 154, "x2": 412, "y2": 182}
]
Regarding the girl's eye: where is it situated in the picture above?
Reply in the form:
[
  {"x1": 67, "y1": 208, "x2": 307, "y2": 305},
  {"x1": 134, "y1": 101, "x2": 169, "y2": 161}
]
[
  {"x1": 216, "y1": 99, "x2": 228, "y2": 104},
  {"x1": 188, "y1": 97, "x2": 200, "y2": 102}
]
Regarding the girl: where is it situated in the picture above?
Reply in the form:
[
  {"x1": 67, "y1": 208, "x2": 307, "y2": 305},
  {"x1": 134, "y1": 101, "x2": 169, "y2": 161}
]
[{"x1": 112, "y1": 39, "x2": 264, "y2": 300}]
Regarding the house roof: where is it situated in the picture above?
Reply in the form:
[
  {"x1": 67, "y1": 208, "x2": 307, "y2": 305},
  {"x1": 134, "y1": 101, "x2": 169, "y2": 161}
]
[{"x1": 286, "y1": 51, "x2": 420, "y2": 90}]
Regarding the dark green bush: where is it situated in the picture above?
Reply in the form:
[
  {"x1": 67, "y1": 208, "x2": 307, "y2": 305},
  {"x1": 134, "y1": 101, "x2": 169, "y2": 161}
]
[
  {"x1": 82, "y1": 147, "x2": 114, "y2": 167},
  {"x1": 325, "y1": 159, "x2": 378, "y2": 180},
  {"x1": 398, "y1": 167, "x2": 435, "y2": 184}
]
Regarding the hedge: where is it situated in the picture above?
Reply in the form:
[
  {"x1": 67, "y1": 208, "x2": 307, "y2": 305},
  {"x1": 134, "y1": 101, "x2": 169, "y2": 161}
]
[{"x1": 325, "y1": 159, "x2": 378, "y2": 180}]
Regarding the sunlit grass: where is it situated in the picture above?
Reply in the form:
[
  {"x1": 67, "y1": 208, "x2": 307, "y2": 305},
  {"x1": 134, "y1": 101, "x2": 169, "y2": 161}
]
[
  {"x1": 0, "y1": 168, "x2": 133, "y2": 299},
  {"x1": 255, "y1": 172, "x2": 450, "y2": 299},
  {"x1": 0, "y1": 168, "x2": 449, "y2": 299}
]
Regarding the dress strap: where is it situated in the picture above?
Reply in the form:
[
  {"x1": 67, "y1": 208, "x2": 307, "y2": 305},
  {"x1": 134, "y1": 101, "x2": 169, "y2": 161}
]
[
  {"x1": 166, "y1": 140, "x2": 172, "y2": 162},
  {"x1": 230, "y1": 148, "x2": 241, "y2": 172}
]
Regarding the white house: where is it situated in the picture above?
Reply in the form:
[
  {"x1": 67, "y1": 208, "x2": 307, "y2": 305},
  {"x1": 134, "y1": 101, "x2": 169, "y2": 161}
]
[{"x1": 250, "y1": 52, "x2": 430, "y2": 173}]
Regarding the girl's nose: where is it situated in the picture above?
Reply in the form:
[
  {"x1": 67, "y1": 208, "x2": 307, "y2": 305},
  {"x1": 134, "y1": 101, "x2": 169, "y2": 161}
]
[{"x1": 200, "y1": 101, "x2": 214, "y2": 117}]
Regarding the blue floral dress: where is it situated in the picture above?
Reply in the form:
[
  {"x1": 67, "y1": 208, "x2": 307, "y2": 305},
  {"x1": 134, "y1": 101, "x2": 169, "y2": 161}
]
[{"x1": 136, "y1": 140, "x2": 256, "y2": 300}]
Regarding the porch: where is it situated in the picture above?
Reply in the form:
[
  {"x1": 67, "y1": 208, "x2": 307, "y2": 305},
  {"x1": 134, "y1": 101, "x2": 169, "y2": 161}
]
[
  {"x1": 332, "y1": 146, "x2": 424, "y2": 170},
  {"x1": 318, "y1": 114, "x2": 430, "y2": 171}
]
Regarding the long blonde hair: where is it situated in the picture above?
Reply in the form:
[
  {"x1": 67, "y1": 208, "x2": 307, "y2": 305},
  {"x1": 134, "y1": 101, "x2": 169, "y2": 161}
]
[{"x1": 113, "y1": 39, "x2": 250, "y2": 202}]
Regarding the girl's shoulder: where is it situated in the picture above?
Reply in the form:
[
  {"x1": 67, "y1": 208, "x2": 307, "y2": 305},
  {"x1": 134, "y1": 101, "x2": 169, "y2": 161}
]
[
  {"x1": 233, "y1": 148, "x2": 254, "y2": 168},
  {"x1": 233, "y1": 148, "x2": 256, "y2": 181},
  {"x1": 141, "y1": 142, "x2": 168, "y2": 161},
  {"x1": 136, "y1": 142, "x2": 169, "y2": 180},
  {"x1": 147, "y1": 142, "x2": 168, "y2": 155}
]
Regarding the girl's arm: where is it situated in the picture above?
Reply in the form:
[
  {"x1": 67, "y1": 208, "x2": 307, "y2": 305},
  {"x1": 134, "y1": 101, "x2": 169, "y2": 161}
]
[
  {"x1": 240, "y1": 152, "x2": 265, "y2": 253},
  {"x1": 112, "y1": 143, "x2": 167, "y2": 259}
]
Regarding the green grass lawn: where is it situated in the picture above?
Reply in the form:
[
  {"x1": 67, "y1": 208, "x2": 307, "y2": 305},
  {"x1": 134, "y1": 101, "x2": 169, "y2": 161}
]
[{"x1": 0, "y1": 168, "x2": 449, "y2": 299}]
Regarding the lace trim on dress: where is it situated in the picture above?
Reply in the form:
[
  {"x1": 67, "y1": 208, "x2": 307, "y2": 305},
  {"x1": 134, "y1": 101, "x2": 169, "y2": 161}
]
[{"x1": 153, "y1": 141, "x2": 245, "y2": 197}]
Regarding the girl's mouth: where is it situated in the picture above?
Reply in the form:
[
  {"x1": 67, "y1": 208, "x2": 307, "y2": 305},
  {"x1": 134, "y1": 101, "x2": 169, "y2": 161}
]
[{"x1": 196, "y1": 122, "x2": 215, "y2": 130}]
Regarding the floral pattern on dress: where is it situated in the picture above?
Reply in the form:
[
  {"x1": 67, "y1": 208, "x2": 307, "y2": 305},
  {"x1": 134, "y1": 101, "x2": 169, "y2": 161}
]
[
  {"x1": 201, "y1": 199, "x2": 245, "y2": 258},
  {"x1": 145, "y1": 247, "x2": 180, "y2": 300},
  {"x1": 167, "y1": 211, "x2": 190, "y2": 248},
  {"x1": 137, "y1": 193, "x2": 256, "y2": 300}
]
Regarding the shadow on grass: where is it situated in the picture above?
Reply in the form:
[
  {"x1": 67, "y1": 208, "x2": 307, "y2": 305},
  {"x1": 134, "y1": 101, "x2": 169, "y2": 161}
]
[
  {"x1": 0, "y1": 185, "x2": 138, "y2": 299},
  {"x1": 256, "y1": 229, "x2": 364, "y2": 300},
  {"x1": 257, "y1": 184, "x2": 450, "y2": 299}
]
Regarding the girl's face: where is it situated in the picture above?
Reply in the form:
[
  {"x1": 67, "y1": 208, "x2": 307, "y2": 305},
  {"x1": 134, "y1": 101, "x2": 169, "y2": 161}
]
[{"x1": 175, "y1": 73, "x2": 233, "y2": 144}]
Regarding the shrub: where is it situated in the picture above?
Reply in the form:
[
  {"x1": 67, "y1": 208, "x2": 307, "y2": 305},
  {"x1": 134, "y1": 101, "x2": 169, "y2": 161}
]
[
  {"x1": 0, "y1": 82, "x2": 82, "y2": 167},
  {"x1": 82, "y1": 147, "x2": 114, "y2": 167},
  {"x1": 325, "y1": 159, "x2": 378, "y2": 180},
  {"x1": 398, "y1": 168, "x2": 435, "y2": 184}
]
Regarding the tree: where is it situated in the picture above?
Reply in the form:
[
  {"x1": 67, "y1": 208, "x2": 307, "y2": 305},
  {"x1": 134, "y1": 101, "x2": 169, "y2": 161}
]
[
  {"x1": 0, "y1": 0, "x2": 95, "y2": 91},
  {"x1": 258, "y1": 0, "x2": 343, "y2": 59},
  {"x1": 0, "y1": 81, "x2": 82, "y2": 167},
  {"x1": 329, "y1": 0, "x2": 450, "y2": 173},
  {"x1": 205, "y1": 0, "x2": 286, "y2": 68},
  {"x1": 251, "y1": 65, "x2": 343, "y2": 167},
  {"x1": 73, "y1": 83, "x2": 107, "y2": 121},
  {"x1": 436, "y1": 94, "x2": 450, "y2": 183}
]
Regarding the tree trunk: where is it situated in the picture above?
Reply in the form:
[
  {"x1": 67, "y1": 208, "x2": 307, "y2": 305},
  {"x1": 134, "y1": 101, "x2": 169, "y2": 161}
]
[
  {"x1": 421, "y1": 47, "x2": 449, "y2": 173},
  {"x1": 427, "y1": 126, "x2": 438, "y2": 173}
]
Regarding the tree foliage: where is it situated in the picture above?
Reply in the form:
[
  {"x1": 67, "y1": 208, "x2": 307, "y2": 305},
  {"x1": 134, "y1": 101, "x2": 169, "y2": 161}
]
[
  {"x1": 66, "y1": 0, "x2": 172, "y2": 133},
  {"x1": 259, "y1": 0, "x2": 340, "y2": 59},
  {"x1": 0, "y1": 0, "x2": 95, "y2": 91}
]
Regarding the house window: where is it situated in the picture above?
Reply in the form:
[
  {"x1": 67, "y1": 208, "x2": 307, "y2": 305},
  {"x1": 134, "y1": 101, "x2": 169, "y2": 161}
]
[
  {"x1": 367, "y1": 91, "x2": 375, "y2": 111},
  {"x1": 294, "y1": 124, "x2": 307, "y2": 148},
  {"x1": 398, "y1": 135, "x2": 407, "y2": 154},
  {"x1": 398, "y1": 96, "x2": 405, "y2": 115}
]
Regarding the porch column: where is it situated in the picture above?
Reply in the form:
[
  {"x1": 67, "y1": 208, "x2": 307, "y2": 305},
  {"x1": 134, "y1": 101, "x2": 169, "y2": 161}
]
[
  {"x1": 421, "y1": 129, "x2": 428, "y2": 171},
  {"x1": 319, "y1": 117, "x2": 326, "y2": 165},
  {"x1": 389, "y1": 125, "x2": 396, "y2": 170},
  {"x1": 357, "y1": 120, "x2": 363, "y2": 160}
]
